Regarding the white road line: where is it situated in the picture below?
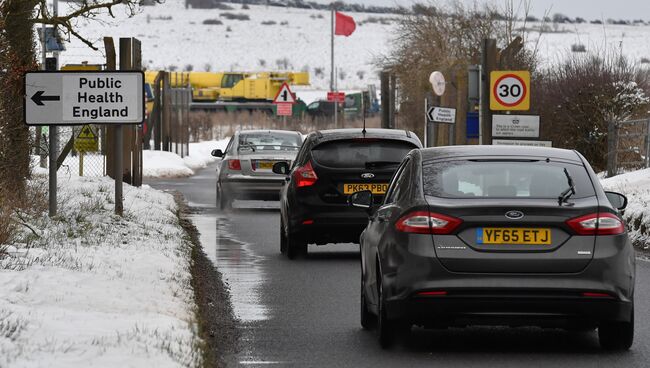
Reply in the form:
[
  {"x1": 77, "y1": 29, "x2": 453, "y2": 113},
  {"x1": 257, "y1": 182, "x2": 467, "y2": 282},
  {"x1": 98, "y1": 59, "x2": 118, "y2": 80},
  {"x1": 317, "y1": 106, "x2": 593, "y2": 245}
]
[{"x1": 239, "y1": 361, "x2": 288, "y2": 365}]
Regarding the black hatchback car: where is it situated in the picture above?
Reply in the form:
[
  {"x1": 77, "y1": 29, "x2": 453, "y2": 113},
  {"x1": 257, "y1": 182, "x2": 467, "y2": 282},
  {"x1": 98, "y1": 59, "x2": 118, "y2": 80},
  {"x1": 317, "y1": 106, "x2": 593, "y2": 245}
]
[
  {"x1": 350, "y1": 146, "x2": 635, "y2": 350},
  {"x1": 273, "y1": 128, "x2": 422, "y2": 259}
]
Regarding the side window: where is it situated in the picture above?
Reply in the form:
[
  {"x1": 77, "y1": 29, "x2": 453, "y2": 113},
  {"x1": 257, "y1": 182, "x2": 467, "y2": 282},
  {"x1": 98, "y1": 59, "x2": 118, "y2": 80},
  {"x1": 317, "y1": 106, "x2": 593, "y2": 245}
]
[
  {"x1": 224, "y1": 136, "x2": 235, "y2": 156},
  {"x1": 383, "y1": 159, "x2": 410, "y2": 205},
  {"x1": 292, "y1": 138, "x2": 311, "y2": 168}
]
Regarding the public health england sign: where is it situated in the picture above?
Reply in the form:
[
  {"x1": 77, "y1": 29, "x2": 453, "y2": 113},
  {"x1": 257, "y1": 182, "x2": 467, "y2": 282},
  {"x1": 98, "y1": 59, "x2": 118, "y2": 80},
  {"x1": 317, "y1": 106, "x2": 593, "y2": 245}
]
[{"x1": 24, "y1": 71, "x2": 144, "y2": 125}]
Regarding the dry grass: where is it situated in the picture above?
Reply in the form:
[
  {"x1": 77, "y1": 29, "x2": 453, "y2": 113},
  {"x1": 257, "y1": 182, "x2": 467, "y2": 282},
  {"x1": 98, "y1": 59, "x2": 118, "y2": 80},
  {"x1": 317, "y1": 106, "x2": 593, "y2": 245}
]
[{"x1": 188, "y1": 111, "x2": 381, "y2": 141}]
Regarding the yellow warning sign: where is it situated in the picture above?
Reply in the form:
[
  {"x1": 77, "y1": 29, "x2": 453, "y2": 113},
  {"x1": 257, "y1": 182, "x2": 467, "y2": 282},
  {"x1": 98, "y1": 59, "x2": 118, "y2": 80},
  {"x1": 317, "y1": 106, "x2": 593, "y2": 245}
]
[{"x1": 74, "y1": 125, "x2": 98, "y2": 152}]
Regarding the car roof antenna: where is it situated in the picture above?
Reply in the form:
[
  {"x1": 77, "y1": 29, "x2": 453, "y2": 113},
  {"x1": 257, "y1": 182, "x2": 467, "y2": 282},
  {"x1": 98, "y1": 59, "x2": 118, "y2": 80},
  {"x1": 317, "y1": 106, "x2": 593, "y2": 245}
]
[{"x1": 361, "y1": 92, "x2": 367, "y2": 135}]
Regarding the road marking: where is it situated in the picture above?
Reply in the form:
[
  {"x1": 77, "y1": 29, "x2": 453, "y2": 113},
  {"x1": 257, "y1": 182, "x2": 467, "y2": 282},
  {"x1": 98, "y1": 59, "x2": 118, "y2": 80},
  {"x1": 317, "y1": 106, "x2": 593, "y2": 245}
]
[{"x1": 240, "y1": 361, "x2": 288, "y2": 365}]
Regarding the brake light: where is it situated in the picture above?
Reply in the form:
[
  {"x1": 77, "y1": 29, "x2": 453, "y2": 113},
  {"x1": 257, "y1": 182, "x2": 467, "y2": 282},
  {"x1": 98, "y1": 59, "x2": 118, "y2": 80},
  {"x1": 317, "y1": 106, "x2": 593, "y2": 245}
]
[
  {"x1": 228, "y1": 159, "x2": 241, "y2": 171},
  {"x1": 293, "y1": 161, "x2": 318, "y2": 187},
  {"x1": 417, "y1": 290, "x2": 448, "y2": 296},
  {"x1": 566, "y1": 212, "x2": 624, "y2": 235},
  {"x1": 395, "y1": 211, "x2": 462, "y2": 234},
  {"x1": 582, "y1": 292, "x2": 614, "y2": 298}
]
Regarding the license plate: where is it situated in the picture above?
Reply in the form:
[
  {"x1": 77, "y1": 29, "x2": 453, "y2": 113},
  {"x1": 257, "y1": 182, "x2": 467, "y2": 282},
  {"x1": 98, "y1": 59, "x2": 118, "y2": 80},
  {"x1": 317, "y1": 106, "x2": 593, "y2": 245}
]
[
  {"x1": 343, "y1": 183, "x2": 389, "y2": 195},
  {"x1": 256, "y1": 161, "x2": 275, "y2": 170},
  {"x1": 476, "y1": 228, "x2": 551, "y2": 245}
]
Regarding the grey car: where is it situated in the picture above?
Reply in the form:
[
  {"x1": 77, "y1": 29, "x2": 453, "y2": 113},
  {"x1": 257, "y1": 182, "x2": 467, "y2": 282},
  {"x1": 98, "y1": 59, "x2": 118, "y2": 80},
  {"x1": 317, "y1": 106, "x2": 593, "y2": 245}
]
[
  {"x1": 212, "y1": 130, "x2": 302, "y2": 209},
  {"x1": 350, "y1": 145, "x2": 635, "y2": 350}
]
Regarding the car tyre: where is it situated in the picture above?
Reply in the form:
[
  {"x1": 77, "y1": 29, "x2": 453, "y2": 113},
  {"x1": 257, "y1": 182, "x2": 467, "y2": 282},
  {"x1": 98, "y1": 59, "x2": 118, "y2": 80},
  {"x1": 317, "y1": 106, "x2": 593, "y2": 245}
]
[
  {"x1": 599, "y1": 309, "x2": 634, "y2": 351},
  {"x1": 217, "y1": 184, "x2": 232, "y2": 211},
  {"x1": 361, "y1": 274, "x2": 377, "y2": 330},
  {"x1": 286, "y1": 231, "x2": 307, "y2": 260},
  {"x1": 280, "y1": 218, "x2": 288, "y2": 254},
  {"x1": 377, "y1": 277, "x2": 396, "y2": 349}
]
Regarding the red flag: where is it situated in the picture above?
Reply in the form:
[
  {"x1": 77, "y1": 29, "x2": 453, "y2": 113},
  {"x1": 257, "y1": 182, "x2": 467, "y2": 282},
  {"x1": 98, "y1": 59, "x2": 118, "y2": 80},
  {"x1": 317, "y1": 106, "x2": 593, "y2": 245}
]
[{"x1": 335, "y1": 11, "x2": 356, "y2": 37}]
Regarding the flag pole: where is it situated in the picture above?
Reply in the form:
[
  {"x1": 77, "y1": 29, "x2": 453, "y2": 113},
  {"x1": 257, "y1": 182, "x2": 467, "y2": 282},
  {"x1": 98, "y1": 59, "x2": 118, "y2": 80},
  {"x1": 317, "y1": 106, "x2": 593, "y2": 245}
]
[{"x1": 330, "y1": 6, "x2": 334, "y2": 92}]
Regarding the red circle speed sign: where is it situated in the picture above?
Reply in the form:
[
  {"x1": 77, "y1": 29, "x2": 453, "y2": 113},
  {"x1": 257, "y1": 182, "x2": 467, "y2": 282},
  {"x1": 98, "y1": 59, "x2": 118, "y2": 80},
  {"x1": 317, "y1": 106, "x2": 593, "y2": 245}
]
[{"x1": 492, "y1": 73, "x2": 528, "y2": 108}]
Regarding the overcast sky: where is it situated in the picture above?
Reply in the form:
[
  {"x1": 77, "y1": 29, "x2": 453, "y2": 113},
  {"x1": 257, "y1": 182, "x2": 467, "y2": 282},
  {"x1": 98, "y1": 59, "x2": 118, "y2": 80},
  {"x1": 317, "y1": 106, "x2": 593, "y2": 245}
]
[{"x1": 327, "y1": 1, "x2": 650, "y2": 21}]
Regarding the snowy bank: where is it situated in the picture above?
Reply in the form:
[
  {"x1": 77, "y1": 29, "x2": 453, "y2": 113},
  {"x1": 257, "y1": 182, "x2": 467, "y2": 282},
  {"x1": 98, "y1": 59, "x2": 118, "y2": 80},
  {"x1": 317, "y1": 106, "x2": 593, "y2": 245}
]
[
  {"x1": 601, "y1": 168, "x2": 650, "y2": 250},
  {"x1": 0, "y1": 176, "x2": 203, "y2": 367},
  {"x1": 143, "y1": 139, "x2": 228, "y2": 178}
]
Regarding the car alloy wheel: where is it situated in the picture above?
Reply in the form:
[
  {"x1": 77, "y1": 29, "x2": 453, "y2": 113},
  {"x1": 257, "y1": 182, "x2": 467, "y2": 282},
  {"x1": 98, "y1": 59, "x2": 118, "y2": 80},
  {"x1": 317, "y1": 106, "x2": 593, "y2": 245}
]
[
  {"x1": 280, "y1": 218, "x2": 288, "y2": 254},
  {"x1": 377, "y1": 278, "x2": 395, "y2": 348}
]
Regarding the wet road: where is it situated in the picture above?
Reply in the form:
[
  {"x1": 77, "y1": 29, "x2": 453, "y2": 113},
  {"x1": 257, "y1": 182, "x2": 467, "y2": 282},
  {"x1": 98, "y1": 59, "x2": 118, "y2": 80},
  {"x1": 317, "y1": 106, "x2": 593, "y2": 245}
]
[{"x1": 149, "y1": 164, "x2": 650, "y2": 368}]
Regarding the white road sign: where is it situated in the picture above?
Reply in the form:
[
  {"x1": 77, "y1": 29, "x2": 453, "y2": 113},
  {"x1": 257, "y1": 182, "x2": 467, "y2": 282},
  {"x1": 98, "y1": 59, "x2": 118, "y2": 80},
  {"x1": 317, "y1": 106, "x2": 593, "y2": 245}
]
[
  {"x1": 492, "y1": 139, "x2": 552, "y2": 147},
  {"x1": 273, "y1": 82, "x2": 296, "y2": 104},
  {"x1": 427, "y1": 106, "x2": 456, "y2": 124},
  {"x1": 492, "y1": 114, "x2": 540, "y2": 138},
  {"x1": 24, "y1": 71, "x2": 144, "y2": 126}
]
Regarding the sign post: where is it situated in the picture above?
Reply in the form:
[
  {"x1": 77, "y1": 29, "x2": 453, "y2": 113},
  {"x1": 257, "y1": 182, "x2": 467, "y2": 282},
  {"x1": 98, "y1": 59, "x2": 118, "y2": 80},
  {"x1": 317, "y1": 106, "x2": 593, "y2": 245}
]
[
  {"x1": 490, "y1": 71, "x2": 530, "y2": 111},
  {"x1": 273, "y1": 83, "x2": 296, "y2": 127},
  {"x1": 24, "y1": 70, "x2": 144, "y2": 216},
  {"x1": 24, "y1": 71, "x2": 145, "y2": 125}
]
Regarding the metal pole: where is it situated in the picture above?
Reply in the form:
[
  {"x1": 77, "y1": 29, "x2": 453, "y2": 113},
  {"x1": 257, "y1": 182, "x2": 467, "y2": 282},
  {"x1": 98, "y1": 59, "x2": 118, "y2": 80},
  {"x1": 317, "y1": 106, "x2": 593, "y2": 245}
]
[
  {"x1": 330, "y1": 7, "x2": 334, "y2": 92},
  {"x1": 478, "y1": 64, "x2": 483, "y2": 145},
  {"x1": 115, "y1": 125, "x2": 123, "y2": 216},
  {"x1": 424, "y1": 98, "x2": 428, "y2": 148},
  {"x1": 334, "y1": 68, "x2": 338, "y2": 128}
]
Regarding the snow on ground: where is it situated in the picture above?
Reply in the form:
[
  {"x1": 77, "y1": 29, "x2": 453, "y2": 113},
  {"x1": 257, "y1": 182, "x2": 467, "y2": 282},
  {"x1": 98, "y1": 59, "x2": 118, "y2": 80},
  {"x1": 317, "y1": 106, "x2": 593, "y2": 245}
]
[
  {"x1": 60, "y1": 0, "x2": 395, "y2": 91},
  {"x1": 0, "y1": 176, "x2": 202, "y2": 367},
  {"x1": 143, "y1": 139, "x2": 229, "y2": 178},
  {"x1": 601, "y1": 168, "x2": 650, "y2": 250},
  {"x1": 57, "y1": 0, "x2": 650, "y2": 96}
]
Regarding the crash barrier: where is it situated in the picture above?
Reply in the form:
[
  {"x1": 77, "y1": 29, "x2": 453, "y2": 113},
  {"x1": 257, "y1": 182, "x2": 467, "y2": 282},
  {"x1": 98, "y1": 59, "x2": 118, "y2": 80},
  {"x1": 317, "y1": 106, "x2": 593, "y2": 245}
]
[{"x1": 607, "y1": 118, "x2": 650, "y2": 177}]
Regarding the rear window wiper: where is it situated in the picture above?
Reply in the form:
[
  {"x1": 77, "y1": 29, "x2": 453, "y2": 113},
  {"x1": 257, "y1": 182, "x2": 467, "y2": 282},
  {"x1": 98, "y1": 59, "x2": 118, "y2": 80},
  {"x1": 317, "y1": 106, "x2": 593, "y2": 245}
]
[
  {"x1": 365, "y1": 161, "x2": 400, "y2": 169},
  {"x1": 558, "y1": 168, "x2": 576, "y2": 205}
]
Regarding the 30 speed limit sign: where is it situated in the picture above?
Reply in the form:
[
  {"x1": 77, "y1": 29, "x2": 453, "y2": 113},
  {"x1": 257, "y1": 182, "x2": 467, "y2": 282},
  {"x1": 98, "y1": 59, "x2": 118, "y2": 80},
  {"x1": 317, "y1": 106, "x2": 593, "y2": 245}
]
[{"x1": 490, "y1": 71, "x2": 530, "y2": 111}]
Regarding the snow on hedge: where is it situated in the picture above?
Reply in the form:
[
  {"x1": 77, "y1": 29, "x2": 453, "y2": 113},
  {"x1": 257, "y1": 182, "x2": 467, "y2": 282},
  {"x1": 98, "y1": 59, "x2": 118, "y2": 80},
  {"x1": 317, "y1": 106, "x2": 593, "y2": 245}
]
[
  {"x1": 601, "y1": 168, "x2": 650, "y2": 250},
  {"x1": 0, "y1": 176, "x2": 202, "y2": 367},
  {"x1": 143, "y1": 139, "x2": 229, "y2": 178}
]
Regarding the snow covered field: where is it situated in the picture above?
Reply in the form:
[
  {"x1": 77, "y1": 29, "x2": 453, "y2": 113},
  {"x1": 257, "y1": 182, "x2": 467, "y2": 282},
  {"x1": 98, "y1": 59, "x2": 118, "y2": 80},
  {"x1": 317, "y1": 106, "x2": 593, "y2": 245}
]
[
  {"x1": 143, "y1": 139, "x2": 229, "y2": 178},
  {"x1": 0, "y1": 176, "x2": 202, "y2": 367},
  {"x1": 58, "y1": 0, "x2": 650, "y2": 95},
  {"x1": 602, "y1": 168, "x2": 650, "y2": 250}
]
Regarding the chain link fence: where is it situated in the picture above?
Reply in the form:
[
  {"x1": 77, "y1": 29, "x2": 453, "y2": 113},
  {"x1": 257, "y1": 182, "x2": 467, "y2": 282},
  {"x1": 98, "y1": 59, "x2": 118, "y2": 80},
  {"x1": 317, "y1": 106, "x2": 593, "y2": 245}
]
[{"x1": 33, "y1": 125, "x2": 107, "y2": 177}]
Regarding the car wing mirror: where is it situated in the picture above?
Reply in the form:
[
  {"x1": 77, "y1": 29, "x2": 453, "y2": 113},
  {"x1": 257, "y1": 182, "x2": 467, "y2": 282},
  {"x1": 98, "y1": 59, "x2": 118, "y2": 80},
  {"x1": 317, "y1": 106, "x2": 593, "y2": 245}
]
[
  {"x1": 605, "y1": 191, "x2": 628, "y2": 211},
  {"x1": 211, "y1": 149, "x2": 223, "y2": 158},
  {"x1": 273, "y1": 161, "x2": 290, "y2": 175},
  {"x1": 348, "y1": 190, "x2": 373, "y2": 211}
]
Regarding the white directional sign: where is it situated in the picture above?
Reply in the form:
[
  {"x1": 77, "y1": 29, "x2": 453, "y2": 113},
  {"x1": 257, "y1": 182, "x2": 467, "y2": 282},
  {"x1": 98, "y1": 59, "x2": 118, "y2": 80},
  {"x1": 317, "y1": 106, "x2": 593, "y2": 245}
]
[
  {"x1": 492, "y1": 114, "x2": 540, "y2": 138},
  {"x1": 492, "y1": 139, "x2": 552, "y2": 147},
  {"x1": 427, "y1": 106, "x2": 456, "y2": 124},
  {"x1": 272, "y1": 82, "x2": 296, "y2": 104},
  {"x1": 24, "y1": 71, "x2": 144, "y2": 125}
]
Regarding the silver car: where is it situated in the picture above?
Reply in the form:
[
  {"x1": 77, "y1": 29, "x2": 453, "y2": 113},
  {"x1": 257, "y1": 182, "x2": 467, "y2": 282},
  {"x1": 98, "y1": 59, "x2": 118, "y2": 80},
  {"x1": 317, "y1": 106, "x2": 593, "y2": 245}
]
[{"x1": 211, "y1": 130, "x2": 303, "y2": 209}]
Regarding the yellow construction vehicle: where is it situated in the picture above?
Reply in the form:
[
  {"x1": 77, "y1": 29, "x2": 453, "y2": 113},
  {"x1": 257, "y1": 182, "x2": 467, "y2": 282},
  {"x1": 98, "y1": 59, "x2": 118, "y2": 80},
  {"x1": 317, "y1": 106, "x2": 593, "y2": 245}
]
[{"x1": 145, "y1": 70, "x2": 310, "y2": 114}]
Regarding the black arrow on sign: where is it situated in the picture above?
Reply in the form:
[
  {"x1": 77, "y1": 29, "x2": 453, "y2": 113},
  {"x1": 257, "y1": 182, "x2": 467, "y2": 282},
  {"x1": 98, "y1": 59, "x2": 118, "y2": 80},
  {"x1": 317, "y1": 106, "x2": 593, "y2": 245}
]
[{"x1": 31, "y1": 90, "x2": 60, "y2": 106}]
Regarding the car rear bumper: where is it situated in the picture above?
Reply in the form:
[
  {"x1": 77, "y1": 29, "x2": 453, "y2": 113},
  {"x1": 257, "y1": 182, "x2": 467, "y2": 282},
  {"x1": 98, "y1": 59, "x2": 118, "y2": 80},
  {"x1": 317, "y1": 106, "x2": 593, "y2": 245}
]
[
  {"x1": 290, "y1": 209, "x2": 369, "y2": 244},
  {"x1": 385, "y1": 293, "x2": 633, "y2": 327},
  {"x1": 221, "y1": 175, "x2": 285, "y2": 199}
]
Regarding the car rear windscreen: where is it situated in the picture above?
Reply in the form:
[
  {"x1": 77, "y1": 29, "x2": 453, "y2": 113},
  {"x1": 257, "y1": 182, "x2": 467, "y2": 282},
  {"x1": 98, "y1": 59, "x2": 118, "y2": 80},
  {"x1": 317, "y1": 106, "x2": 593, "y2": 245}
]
[
  {"x1": 238, "y1": 132, "x2": 301, "y2": 153},
  {"x1": 422, "y1": 160, "x2": 596, "y2": 199},
  {"x1": 311, "y1": 139, "x2": 417, "y2": 168}
]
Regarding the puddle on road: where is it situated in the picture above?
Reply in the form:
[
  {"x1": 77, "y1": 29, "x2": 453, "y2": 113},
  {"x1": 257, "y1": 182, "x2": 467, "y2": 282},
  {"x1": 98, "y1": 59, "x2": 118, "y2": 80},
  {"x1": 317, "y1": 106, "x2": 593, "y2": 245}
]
[{"x1": 189, "y1": 213, "x2": 270, "y2": 322}]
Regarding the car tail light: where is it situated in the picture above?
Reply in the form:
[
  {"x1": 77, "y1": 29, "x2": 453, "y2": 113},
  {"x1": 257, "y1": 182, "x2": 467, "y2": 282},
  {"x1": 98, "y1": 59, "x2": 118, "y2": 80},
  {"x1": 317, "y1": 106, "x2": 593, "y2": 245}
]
[
  {"x1": 416, "y1": 290, "x2": 447, "y2": 297},
  {"x1": 228, "y1": 159, "x2": 241, "y2": 171},
  {"x1": 582, "y1": 292, "x2": 614, "y2": 298},
  {"x1": 293, "y1": 161, "x2": 318, "y2": 187},
  {"x1": 395, "y1": 211, "x2": 462, "y2": 234},
  {"x1": 566, "y1": 212, "x2": 624, "y2": 235}
]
